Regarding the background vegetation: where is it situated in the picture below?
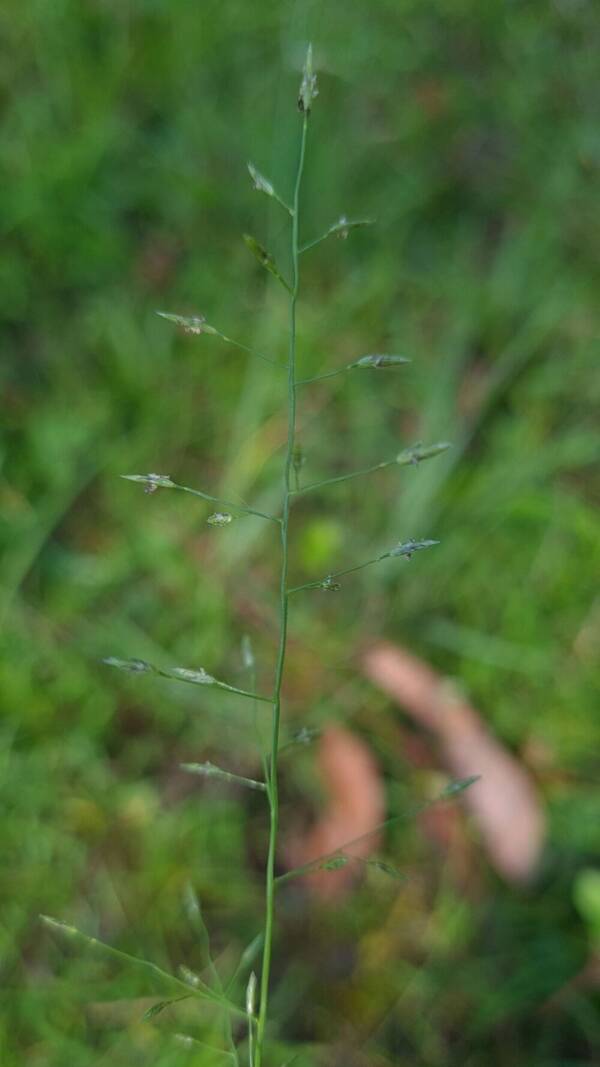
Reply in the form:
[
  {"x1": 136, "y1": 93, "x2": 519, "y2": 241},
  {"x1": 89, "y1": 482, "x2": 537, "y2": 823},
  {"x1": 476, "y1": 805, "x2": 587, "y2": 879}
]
[{"x1": 2, "y1": 1, "x2": 599, "y2": 1064}]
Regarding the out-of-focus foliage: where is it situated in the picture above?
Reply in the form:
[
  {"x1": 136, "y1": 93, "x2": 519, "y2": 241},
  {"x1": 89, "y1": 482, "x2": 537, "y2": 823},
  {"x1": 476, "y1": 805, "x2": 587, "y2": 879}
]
[{"x1": 1, "y1": 1, "x2": 599, "y2": 1064}]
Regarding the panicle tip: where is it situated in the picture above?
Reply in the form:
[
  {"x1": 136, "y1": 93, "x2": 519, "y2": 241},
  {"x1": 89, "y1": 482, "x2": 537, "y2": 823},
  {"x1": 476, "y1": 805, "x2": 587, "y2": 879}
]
[{"x1": 298, "y1": 42, "x2": 318, "y2": 114}]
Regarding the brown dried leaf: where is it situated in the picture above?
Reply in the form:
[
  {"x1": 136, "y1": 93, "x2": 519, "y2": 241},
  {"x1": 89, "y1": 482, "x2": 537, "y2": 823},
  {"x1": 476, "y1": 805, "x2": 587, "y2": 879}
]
[
  {"x1": 362, "y1": 642, "x2": 545, "y2": 884},
  {"x1": 287, "y1": 725, "x2": 386, "y2": 899}
]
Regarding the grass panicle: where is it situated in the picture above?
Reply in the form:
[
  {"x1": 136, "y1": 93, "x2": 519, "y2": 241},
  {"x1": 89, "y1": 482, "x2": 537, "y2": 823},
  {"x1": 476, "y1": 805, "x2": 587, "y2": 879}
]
[{"x1": 43, "y1": 44, "x2": 469, "y2": 1067}]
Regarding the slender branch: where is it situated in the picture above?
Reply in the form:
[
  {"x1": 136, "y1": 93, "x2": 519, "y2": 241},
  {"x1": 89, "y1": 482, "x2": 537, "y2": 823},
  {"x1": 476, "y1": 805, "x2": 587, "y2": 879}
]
[
  {"x1": 299, "y1": 217, "x2": 374, "y2": 255},
  {"x1": 290, "y1": 441, "x2": 451, "y2": 495},
  {"x1": 288, "y1": 554, "x2": 384, "y2": 595},
  {"x1": 103, "y1": 657, "x2": 273, "y2": 704},
  {"x1": 288, "y1": 539, "x2": 440, "y2": 595},
  {"x1": 274, "y1": 855, "x2": 349, "y2": 888},
  {"x1": 171, "y1": 675, "x2": 272, "y2": 704},
  {"x1": 181, "y1": 762, "x2": 267, "y2": 792},
  {"x1": 121, "y1": 474, "x2": 280, "y2": 524},
  {"x1": 290, "y1": 458, "x2": 396, "y2": 496},
  {"x1": 272, "y1": 191, "x2": 294, "y2": 217},
  {"x1": 217, "y1": 333, "x2": 287, "y2": 369},
  {"x1": 40, "y1": 916, "x2": 247, "y2": 1021},
  {"x1": 157, "y1": 312, "x2": 283, "y2": 369},
  {"x1": 174, "y1": 1033, "x2": 238, "y2": 1061},
  {"x1": 296, "y1": 366, "x2": 350, "y2": 385},
  {"x1": 273, "y1": 776, "x2": 480, "y2": 885},
  {"x1": 176, "y1": 482, "x2": 281, "y2": 525},
  {"x1": 254, "y1": 112, "x2": 308, "y2": 1067},
  {"x1": 298, "y1": 231, "x2": 330, "y2": 255}
]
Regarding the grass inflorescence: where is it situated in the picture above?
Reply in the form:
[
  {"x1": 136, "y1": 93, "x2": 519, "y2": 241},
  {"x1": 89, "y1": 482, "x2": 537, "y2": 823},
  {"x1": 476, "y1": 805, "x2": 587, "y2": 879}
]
[{"x1": 43, "y1": 44, "x2": 472, "y2": 1067}]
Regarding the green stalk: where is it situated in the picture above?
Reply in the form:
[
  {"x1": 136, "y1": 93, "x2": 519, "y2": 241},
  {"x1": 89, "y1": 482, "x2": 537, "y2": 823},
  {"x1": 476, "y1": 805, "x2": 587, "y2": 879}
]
[{"x1": 254, "y1": 112, "x2": 308, "y2": 1067}]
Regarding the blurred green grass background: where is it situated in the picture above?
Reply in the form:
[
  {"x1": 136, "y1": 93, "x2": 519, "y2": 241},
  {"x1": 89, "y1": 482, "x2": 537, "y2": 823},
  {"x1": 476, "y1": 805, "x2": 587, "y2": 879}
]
[{"x1": 1, "y1": 1, "x2": 599, "y2": 1064}]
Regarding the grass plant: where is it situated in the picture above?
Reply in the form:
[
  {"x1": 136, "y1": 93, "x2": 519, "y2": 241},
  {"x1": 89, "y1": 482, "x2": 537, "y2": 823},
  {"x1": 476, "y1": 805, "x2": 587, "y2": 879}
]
[
  {"x1": 5, "y1": 7, "x2": 597, "y2": 1064},
  {"x1": 41, "y1": 46, "x2": 464, "y2": 1065}
]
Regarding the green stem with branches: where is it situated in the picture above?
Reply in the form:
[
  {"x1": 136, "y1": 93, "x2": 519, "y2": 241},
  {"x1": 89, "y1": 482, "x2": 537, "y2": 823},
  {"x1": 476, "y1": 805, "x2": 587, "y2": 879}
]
[{"x1": 254, "y1": 111, "x2": 308, "y2": 1067}]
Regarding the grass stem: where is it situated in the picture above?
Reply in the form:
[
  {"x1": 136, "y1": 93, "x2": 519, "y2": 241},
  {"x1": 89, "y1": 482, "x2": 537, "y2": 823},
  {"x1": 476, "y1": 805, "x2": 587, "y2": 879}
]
[{"x1": 254, "y1": 111, "x2": 308, "y2": 1067}]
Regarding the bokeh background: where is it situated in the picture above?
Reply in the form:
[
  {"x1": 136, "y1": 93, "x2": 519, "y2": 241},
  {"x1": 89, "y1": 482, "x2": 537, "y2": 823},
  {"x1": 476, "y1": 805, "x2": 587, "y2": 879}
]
[{"x1": 2, "y1": 1, "x2": 599, "y2": 1065}]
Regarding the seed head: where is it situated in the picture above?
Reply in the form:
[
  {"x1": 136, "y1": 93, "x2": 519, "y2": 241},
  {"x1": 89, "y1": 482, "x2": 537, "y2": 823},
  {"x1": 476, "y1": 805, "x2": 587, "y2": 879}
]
[{"x1": 298, "y1": 43, "x2": 318, "y2": 114}]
